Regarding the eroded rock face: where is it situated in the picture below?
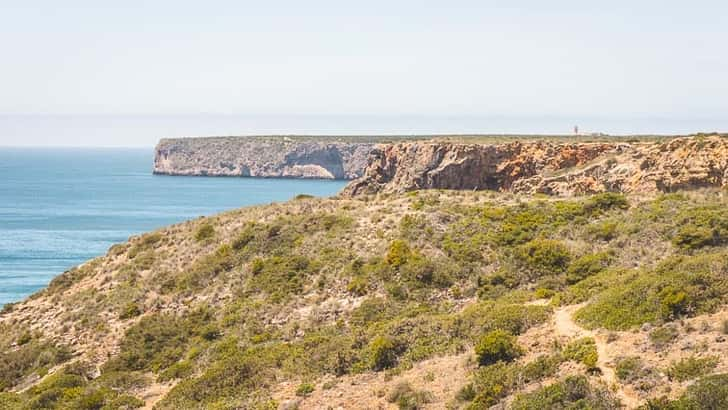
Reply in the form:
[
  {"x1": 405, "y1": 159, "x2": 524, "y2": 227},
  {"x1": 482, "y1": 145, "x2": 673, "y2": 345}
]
[
  {"x1": 342, "y1": 136, "x2": 728, "y2": 196},
  {"x1": 154, "y1": 137, "x2": 375, "y2": 179}
]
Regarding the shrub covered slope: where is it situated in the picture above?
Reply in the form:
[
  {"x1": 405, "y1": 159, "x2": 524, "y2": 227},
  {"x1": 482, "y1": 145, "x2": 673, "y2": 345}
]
[{"x1": 0, "y1": 189, "x2": 727, "y2": 409}]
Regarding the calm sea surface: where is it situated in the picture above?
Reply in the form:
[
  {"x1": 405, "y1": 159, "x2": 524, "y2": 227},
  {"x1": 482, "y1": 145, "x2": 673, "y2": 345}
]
[{"x1": 0, "y1": 148, "x2": 346, "y2": 305}]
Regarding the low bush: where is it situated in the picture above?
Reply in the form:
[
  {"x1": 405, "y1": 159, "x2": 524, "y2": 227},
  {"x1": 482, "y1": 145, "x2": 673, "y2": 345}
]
[
  {"x1": 666, "y1": 355, "x2": 719, "y2": 382},
  {"x1": 0, "y1": 340, "x2": 71, "y2": 391},
  {"x1": 104, "y1": 307, "x2": 217, "y2": 374},
  {"x1": 459, "y1": 302, "x2": 552, "y2": 338},
  {"x1": 587, "y1": 221, "x2": 619, "y2": 241},
  {"x1": 368, "y1": 336, "x2": 400, "y2": 371},
  {"x1": 245, "y1": 254, "x2": 318, "y2": 302},
  {"x1": 614, "y1": 356, "x2": 657, "y2": 390},
  {"x1": 563, "y1": 337, "x2": 598, "y2": 368},
  {"x1": 566, "y1": 252, "x2": 612, "y2": 285},
  {"x1": 648, "y1": 325, "x2": 679, "y2": 349},
  {"x1": 295, "y1": 382, "x2": 315, "y2": 397},
  {"x1": 177, "y1": 244, "x2": 237, "y2": 290},
  {"x1": 155, "y1": 346, "x2": 265, "y2": 409},
  {"x1": 574, "y1": 253, "x2": 728, "y2": 330},
  {"x1": 675, "y1": 373, "x2": 728, "y2": 408},
  {"x1": 158, "y1": 361, "x2": 193, "y2": 382},
  {"x1": 386, "y1": 240, "x2": 412, "y2": 268},
  {"x1": 650, "y1": 373, "x2": 728, "y2": 409},
  {"x1": 510, "y1": 375, "x2": 620, "y2": 410},
  {"x1": 583, "y1": 192, "x2": 629, "y2": 214},
  {"x1": 119, "y1": 302, "x2": 142, "y2": 320},
  {"x1": 672, "y1": 206, "x2": 728, "y2": 250},
  {"x1": 386, "y1": 382, "x2": 433, "y2": 410},
  {"x1": 347, "y1": 275, "x2": 369, "y2": 296},
  {"x1": 474, "y1": 330, "x2": 523, "y2": 366},
  {"x1": 194, "y1": 222, "x2": 215, "y2": 242},
  {"x1": 515, "y1": 239, "x2": 571, "y2": 278}
]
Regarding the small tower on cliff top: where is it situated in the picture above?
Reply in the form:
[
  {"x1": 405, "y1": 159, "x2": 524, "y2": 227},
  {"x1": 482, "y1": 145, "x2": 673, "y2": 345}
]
[{"x1": 574, "y1": 125, "x2": 579, "y2": 135}]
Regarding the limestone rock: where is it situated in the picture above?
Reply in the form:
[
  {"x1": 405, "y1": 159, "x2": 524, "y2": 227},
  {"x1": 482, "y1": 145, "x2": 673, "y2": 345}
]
[
  {"x1": 153, "y1": 137, "x2": 376, "y2": 179},
  {"x1": 342, "y1": 135, "x2": 728, "y2": 196}
]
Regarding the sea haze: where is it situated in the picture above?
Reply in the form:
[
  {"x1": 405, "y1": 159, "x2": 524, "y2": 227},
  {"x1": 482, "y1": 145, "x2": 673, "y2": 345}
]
[{"x1": 0, "y1": 148, "x2": 346, "y2": 305}]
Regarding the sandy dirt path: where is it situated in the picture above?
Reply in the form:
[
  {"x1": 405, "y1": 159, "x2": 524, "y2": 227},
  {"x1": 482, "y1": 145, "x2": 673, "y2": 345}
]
[{"x1": 553, "y1": 304, "x2": 642, "y2": 409}]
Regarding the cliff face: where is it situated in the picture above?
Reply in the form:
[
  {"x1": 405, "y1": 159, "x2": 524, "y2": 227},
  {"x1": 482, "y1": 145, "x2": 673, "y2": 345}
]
[
  {"x1": 342, "y1": 135, "x2": 728, "y2": 196},
  {"x1": 154, "y1": 137, "x2": 375, "y2": 179}
]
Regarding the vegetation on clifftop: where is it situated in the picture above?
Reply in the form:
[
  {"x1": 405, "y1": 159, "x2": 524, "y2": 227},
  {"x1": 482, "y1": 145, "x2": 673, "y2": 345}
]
[{"x1": 0, "y1": 188, "x2": 727, "y2": 409}]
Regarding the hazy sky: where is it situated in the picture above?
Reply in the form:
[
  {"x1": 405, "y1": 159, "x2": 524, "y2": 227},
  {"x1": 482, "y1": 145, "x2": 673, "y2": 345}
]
[{"x1": 1, "y1": 1, "x2": 727, "y2": 146}]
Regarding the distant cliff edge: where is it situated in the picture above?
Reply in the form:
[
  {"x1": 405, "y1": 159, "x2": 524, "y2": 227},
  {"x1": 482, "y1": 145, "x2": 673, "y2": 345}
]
[
  {"x1": 342, "y1": 134, "x2": 728, "y2": 196},
  {"x1": 153, "y1": 137, "x2": 377, "y2": 179}
]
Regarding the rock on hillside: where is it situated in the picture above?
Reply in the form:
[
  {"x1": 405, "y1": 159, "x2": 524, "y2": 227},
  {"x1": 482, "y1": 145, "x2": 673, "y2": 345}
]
[
  {"x1": 342, "y1": 135, "x2": 728, "y2": 196},
  {"x1": 154, "y1": 137, "x2": 376, "y2": 179}
]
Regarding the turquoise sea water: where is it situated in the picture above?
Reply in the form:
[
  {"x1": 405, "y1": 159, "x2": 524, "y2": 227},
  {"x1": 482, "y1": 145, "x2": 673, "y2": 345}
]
[{"x1": 0, "y1": 148, "x2": 347, "y2": 306}]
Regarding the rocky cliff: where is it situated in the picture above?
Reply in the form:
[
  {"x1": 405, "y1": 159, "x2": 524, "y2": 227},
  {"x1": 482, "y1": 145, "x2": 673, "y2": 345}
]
[
  {"x1": 153, "y1": 137, "x2": 376, "y2": 179},
  {"x1": 342, "y1": 135, "x2": 728, "y2": 196}
]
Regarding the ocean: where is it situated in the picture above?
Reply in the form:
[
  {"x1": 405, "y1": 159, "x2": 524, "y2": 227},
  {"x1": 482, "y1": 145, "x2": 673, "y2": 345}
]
[{"x1": 0, "y1": 148, "x2": 347, "y2": 306}]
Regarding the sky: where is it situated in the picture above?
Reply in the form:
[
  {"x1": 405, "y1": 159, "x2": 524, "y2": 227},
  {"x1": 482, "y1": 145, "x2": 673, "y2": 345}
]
[{"x1": 1, "y1": 0, "x2": 727, "y2": 146}]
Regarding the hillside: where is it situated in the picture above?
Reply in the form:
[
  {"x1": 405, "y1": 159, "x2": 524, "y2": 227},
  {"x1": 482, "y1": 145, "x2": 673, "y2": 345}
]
[{"x1": 1, "y1": 186, "x2": 728, "y2": 409}]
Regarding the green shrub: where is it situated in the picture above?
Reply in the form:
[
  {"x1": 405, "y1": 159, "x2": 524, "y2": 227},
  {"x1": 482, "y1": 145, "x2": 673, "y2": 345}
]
[
  {"x1": 386, "y1": 240, "x2": 412, "y2": 268},
  {"x1": 16, "y1": 332, "x2": 32, "y2": 346},
  {"x1": 154, "y1": 347, "x2": 262, "y2": 409},
  {"x1": 563, "y1": 337, "x2": 598, "y2": 368},
  {"x1": 194, "y1": 222, "x2": 215, "y2": 242},
  {"x1": 672, "y1": 206, "x2": 728, "y2": 250},
  {"x1": 575, "y1": 253, "x2": 728, "y2": 330},
  {"x1": 231, "y1": 227, "x2": 256, "y2": 250},
  {"x1": 119, "y1": 302, "x2": 142, "y2": 320},
  {"x1": 474, "y1": 330, "x2": 523, "y2": 366},
  {"x1": 177, "y1": 244, "x2": 237, "y2": 290},
  {"x1": 587, "y1": 221, "x2": 619, "y2": 241},
  {"x1": 347, "y1": 276, "x2": 369, "y2": 296},
  {"x1": 615, "y1": 356, "x2": 645, "y2": 382},
  {"x1": 520, "y1": 354, "x2": 565, "y2": 383},
  {"x1": 459, "y1": 302, "x2": 551, "y2": 338},
  {"x1": 460, "y1": 354, "x2": 565, "y2": 408},
  {"x1": 399, "y1": 215, "x2": 432, "y2": 241},
  {"x1": 583, "y1": 192, "x2": 629, "y2": 213},
  {"x1": 295, "y1": 382, "x2": 315, "y2": 397},
  {"x1": 104, "y1": 308, "x2": 216, "y2": 374},
  {"x1": 615, "y1": 356, "x2": 658, "y2": 391},
  {"x1": 158, "y1": 361, "x2": 193, "y2": 382},
  {"x1": 566, "y1": 252, "x2": 612, "y2": 285},
  {"x1": 666, "y1": 355, "x2": 719, "y2": 382},
  {"x1": 349, "y1": 297, "x2": 398, "y2": 327},
  {"x1": 515, "y1": 239, "x2": 571, "y2": 278},
  {"x1": 386, "y1": 382, "x2": 433, "y2": 410},
  {"x1": 0, "y1": 340, "x2": 71, "y2": 391},
  {"x1": 464, "y1": 362, "x2": 515, "y2": 407},
  {"x1": 649, "y1": 326, "x2": 679, "y2": 349},
  {"x1": 674, "y1": 373, "x2": 728, "y2": 409},
  {"x1": 368, "y1": 336, "x2": 400, "y2": 371},
  {"x1": 245, "y1": 254, "x2": 318, "y2": 302},
  {"x1": 510, "y1": 375, "x2": 619, "y2": 410}
]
